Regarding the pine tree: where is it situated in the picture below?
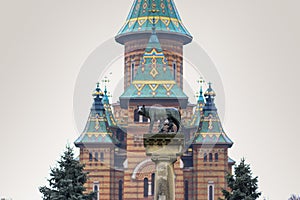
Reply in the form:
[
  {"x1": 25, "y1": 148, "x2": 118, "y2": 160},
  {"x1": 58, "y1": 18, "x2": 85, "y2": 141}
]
[
  {"x1": 289, "y1": 194, "x2": 300, "y2": 200},
  {"x1": 39, "y1": 146, "x2": 95, "y2": 200},
  {"x1": 221, "y1": 158, "x2": 261, "y2": 200}
]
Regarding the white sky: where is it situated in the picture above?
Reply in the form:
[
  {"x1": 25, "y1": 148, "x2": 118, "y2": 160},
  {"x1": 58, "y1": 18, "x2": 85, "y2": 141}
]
[{"x1": 0, "y1": 0, "x2": 300, "y2": 199}]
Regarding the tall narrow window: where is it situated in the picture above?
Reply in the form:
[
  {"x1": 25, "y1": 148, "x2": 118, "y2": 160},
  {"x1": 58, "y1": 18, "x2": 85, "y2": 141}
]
[
  {"x1": 131, "y1": 63, "x2": 135, "y2": 82},
  {"x1": 89, "y1": 152, "x2": 93, "y2": 162},
  {"x1": 100, "y1": 152, "x2": 104, "y2": 162},
  {"x1": 184, "y1": 180, "x2": 189, "y2": 200},
  {"x1": 204, "y1": 153, "x2": 207, "y2": 162},
  {"x1": 144, "y1": 178, "x2": 149, "y2": 197},
  {"x1": 208, "y1": 185, "x2": 214, "y2": 200},
  {"x1": 209, "y1": 153, "x2": 213, "y2": 162},
  {"x1": 119, "y1": 180, "x2": 123, "y2": 200},
  {"x1": 93, "y1": 184, "x2": 99, "y2": 200},
  {"x1": 215, "y1": 153, "x2": 218, "y2": 162},
  {"x1": 134, "y1": 109, "x2": 139, "y2": 122},
  {"x1": 94, "y1": 152, "x2": 98, "y2": 161},
  {"x1": 173, "y1": 62, "x2": 177, "y2": 79},
  {"x1": 151, "y1": 173, "x2": 155, "y2": 195}
]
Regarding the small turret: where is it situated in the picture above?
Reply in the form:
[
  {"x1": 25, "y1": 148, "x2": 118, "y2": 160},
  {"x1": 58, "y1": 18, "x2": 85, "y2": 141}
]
[
  {"x1": 74, "y1": 83, "x2": 117, "y2": 147},
  {"x1": 194, "y1": 83, "x2": 233, "y2": 147}
]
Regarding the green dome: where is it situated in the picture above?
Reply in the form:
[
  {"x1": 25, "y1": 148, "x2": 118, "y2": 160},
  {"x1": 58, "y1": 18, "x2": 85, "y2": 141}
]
[{"x1": 116, "y1": 0, "x2": 192, "y2": 44}]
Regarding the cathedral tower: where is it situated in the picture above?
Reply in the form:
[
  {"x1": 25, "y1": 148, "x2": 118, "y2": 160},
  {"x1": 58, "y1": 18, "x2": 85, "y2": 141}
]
[
  {"x1": 75, "y1": 1, "x2": 235, "y2": 199},
  {"x1": 192, "y1": 83, "x2": 234, "y2": 200},
  {"x1": 115, "y1": 0, "x2": 193, "y2": 90},
  {"x1": 75, "y1": 84, "x2": 123, "y2": 200}
]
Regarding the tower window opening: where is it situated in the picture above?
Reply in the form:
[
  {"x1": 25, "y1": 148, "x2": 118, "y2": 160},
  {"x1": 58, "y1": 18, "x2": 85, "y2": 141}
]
[
  {"x1": 173, "y1": 62, "x2": 177, "y2": 79},
  {"x1": 184, "y1": 180, "x2": 189, "y2": 200},
  {"x1": 131, "y1": 63, "x2": 135, "y2": 82},
  {"x1": 94, "y1": 152, "x2": 99, "y2": 161},
  {"x1": 215, "y1": 153, "x2": 218, "y2": 162},
  {"x1": 89, "y1": 152, "x2": 93, "y2": 162},
  {"x1": 209, "y1": 153, "x2": 213, "y2": 162},
  {"x1": 144, "y1": 178, "x2": 149, "y2": 197},
  {"x1": 119, "y1": 180, "x2": 123, "y2": 200},
  {"x1": 151, "y1": 173, "x2": 155, "y2": 195},
  {"x1": 208, "y1": 184, "x2": 214, "y2": 200},
  {"x1": 100, "y1": 152, "x2": 104, "y2": 162},
  {"x1": 93, "y1": 184, "x2": 99, "y2": 200},
  {"x1": 204, "y1": 153, "x2": 207, "y2": 162},
  {"x1": 134, "y1": 109, "x2": 139, "y2": 122}
]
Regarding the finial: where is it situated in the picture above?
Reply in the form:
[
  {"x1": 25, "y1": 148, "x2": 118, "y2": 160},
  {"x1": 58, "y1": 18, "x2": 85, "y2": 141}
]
[
  {"x1": 196, "y1": 78, "x2": 205, "y2": 101},
  {"x1": 204, "y1": 81, "x2": 216, "y2": 97},
  {"x1": 102, "y1": 76, "x2": 110, "y2": 87},
  {"x1": 148, "y1": 2, "x2": 159, "y2": 34},
  {"x1": 208, "y1": 82, "x2": 212, "y2": 88},
  {"x1": 203, "y1": 81, "x2": 217, "y2": 111},
  {"x1": 93, "y1": 82, "x2": 103, "y2": 98},
  {"x1": 101, "y1": 75, "x2": 112, "y2": 100}
]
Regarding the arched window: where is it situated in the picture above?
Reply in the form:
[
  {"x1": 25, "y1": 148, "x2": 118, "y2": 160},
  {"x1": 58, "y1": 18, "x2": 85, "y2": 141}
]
[
  {"x1": 208, "y1": 185, "x2": 214, "y2": 200},
  {"x1": 118, "y1": 180, "x2": 123, "y2": 200},
  {"x1": 215, "y1": 153, "x2": 218, "y2": 162},
  {"x1": 93, "y1": 184, "x2": 99, "y2": 200},
  {"x1": 204, "y1": 153, "x2": 207, "y2": 162},
  {"x1": 94, "y1": 152, "x2": 98, "y2": 161},
  {"x1": 151, "y1": 173, "x2": 155, "y2": 195},
  {"x1": 144, "y1": 178, "x2": 149, "y2": 197},
  {"x1": 173, "y1": 62, "x2": 177, "y2": 79},
  {"x1": 131, "y1": 63, "x2": 135, "y2": 82},
  {"x1": 209, "y1": 153, "x2": 213, "y2": 162},
  {"x1": 100, "y1": 152, "x2": 104, "y2": 162},
  {"x1": 184, "y1": 180, "x2": 189, "y2": 200},
  {"x1": 89, "y1": 152, "x2": 93, "y2": 162}
]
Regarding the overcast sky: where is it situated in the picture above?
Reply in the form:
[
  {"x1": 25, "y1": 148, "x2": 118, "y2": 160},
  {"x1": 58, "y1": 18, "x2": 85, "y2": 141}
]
[{"x1": 0, "y1": 0, "x2": 300, "y2": 200}]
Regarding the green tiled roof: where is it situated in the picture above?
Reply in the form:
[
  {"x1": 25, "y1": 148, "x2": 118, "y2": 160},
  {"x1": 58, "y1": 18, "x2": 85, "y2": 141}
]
[
  {"x1": 120, "y1": 29, "x2": 188, "y2": 100},
  {"x1": 116, "y1": 0, "x2": 192, "y2": 44},
  {"x1": 194, "y1": 84, "x2": 233, "y2": 147},
  {"x1": 75, "y1": 85, "x2": 116, "y2": 147}
]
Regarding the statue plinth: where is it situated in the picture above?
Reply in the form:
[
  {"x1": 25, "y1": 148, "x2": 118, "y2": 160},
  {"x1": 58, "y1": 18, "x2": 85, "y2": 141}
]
[{"x1": 144, "y1": 133, "x2": 185, "y2": 200}]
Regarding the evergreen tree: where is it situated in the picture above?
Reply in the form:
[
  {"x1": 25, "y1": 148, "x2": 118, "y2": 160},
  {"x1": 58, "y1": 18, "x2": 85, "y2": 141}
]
[
  {"x1": 289, "y1": 194, "x2": 300, "y2": 200},
  {"x1": 39, "y1": 146, "x2": 95, "y2": 200},
  {"x1": 221, "y1": 158, "x2": 261, "y2": 200}
]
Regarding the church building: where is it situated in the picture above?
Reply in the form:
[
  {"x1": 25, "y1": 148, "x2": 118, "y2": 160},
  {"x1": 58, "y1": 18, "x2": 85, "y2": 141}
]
[{"x1": 74, "y1": 0, "x2": 234, "y2": 199}]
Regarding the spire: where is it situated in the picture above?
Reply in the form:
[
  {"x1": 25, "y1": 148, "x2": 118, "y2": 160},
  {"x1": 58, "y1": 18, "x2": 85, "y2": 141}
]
[
  {"x1": 119, "y1": 26, "x2": 188, "y2": 108},
  {"x1": 194, "y1": 83, "x2": 233, "y2": 147},
  {"x1": 75, "y1": 83, "x2": 117, "y2": 147},
  {"x1": 102, "y1": 76, "x2": 110, "y2": 105},
  {"x1": 116, "y1": 0, "x2": 192, "y2": 45},
  {"x1": 189, "y1": 78, "x2": 205, "y2": 127},
  {"x1": 203, "y1": 82, "x2": 217, "y2": 111},
  {"x1": 101, "y1": 76, "x2": 118, "y2": 127},
  {"x1": 197, "y1": 78, "x2": 205, "y2": 103}
]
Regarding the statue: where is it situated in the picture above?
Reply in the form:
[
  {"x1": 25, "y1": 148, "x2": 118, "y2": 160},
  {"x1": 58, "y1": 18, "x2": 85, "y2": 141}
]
[
  {"x1": 159, "y1": 119, "x2": 176, "y2": 133},
  {"x1": 137, "y1": 105, "x2": 181, "y2": 133}
]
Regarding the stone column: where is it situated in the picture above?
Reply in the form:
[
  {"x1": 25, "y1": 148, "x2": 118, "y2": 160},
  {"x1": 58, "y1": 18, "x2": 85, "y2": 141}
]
[
  {"x1": 144, "y1": 133, "x2": 185, "y2": 200},
  {"x1": 148, "y1": 181, "x2": 152, "y2": 196}
]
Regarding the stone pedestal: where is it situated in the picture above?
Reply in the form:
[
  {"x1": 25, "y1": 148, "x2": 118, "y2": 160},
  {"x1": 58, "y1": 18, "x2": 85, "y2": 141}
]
[{"x1": 144, "y1": 133, "x2": 185, "y2": 200}]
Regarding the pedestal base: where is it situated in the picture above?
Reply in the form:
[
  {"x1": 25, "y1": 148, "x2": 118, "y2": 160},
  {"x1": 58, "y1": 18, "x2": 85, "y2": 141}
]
[{"x1": 144, "y1": 133, "x2": 185, "y2": 200}]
